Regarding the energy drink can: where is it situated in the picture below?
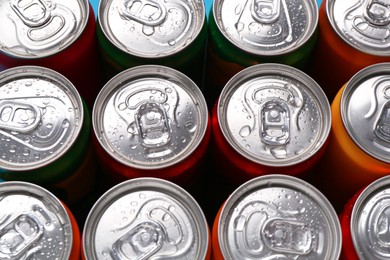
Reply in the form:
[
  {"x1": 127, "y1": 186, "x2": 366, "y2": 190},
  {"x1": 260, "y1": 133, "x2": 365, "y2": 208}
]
[
  {"x1": 82, "y1": 177, "x2": 211, "y2": 259},
  {"x1": 211, "y1": 174, "x2": 342, "y2": 260}
]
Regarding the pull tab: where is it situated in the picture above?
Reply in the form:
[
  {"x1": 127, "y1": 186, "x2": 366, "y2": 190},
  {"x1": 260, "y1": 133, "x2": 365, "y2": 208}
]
[
  {"x1": 121, "y1": 0, "x2": 167, "y2": 27},
  {"x1": 10, "y1": 0, "x2": 51, "y2": 27},
  {"x1": 375, "y1": 101, "x2": 390, "y2": 143},
  {"x1": 252, "y1": 0, "x2": 281, "y2": 24},
  {"x1": 0, "y1": 100, "x2": 41, "y2": 134},
  {"x1": 376, "y1": 205, "x2": 390, "y2": 244},
  {"x1": 364, "y1": 0, "x2": 390, "y2": 26},
  {"x1": 260, "y1": 100, "x2": 290, "y2": 146}
]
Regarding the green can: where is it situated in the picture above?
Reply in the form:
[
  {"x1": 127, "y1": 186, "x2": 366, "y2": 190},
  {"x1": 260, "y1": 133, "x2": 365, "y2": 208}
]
[
  {"x1": 96, "y1": 0, "x2": 207, "y2": 88},
  {"x1": 205, "y1": 0, "x2": 319, "y2": 106}
]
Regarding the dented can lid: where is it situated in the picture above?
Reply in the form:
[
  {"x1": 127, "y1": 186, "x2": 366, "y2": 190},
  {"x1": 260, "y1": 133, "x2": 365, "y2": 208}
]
[
  {"x1": 98, "y1": 0, "x2": 205, "y2": 58},
  {"x1": 0, "y1": 181, "x2": 73, "y2": 259},
  {"x1": 217, "y1": 63, "x2": 331, "y2": 167},
  {"x1": 0, "y1": 0, "x2": 90, "y2": 59},
  {"x1": 341, "y1": 62, "x2": 390, "y2": 163},
  {"x1": 82, "y1": 177, "x2": 210, "y2": 259},
  {"x1": 327, "y1": 0, "x2": 390, "y2": 56},
  {"x1": 0, "y1": 66, "x2": 84, "y2": 171},
  {"x1": 92, "y1": 65, "x2": 208, "y2": 170},
  {"x1": 218, "y1": 174, "x2": 342, "y2": 259},
  {"x1": 213, "y1": 0, "x2": 318, "y2": 56}
]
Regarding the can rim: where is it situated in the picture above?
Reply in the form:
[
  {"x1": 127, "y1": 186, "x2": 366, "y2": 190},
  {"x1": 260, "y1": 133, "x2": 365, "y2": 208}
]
[
  {"x1": 0, "y1": 65, "x2": 84, "y2": 171},
  {"x1": 82, "y1": 177, "x2": 210, "y2": 259},
  {"x1": 217, "y1": 63, "x2": 331, "y2": 167},
  {"x1": 217, "y1": 174, "x2": 342, "y2": 259}
]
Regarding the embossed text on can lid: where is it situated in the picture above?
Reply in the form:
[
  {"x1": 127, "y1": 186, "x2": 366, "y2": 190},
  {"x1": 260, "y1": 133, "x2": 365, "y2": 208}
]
[
  {"x1": 341, "y1": 62, "x2": 390, "y2": 163},
  {"x1": 218, "y1": 174, "x2": 342, "y2": 259},
  {"x1": 92, "y1": 65, "x2": 208, "y2": 169},
  {"x1": 217, "y1": 63, "x2": 331, "y2": 167},
  {"x1": 351, "y1": 175, "x2": 390, "y2": 259},
  {"x1": 98, "y1": 0, "x2": 205, "y2": 58},
  {"x1": 213, "y1": 0, "x2": 318, "y2": 56},
  {"x1": 0, "y1": 181, "x2": 73, "y2": 259},
  {"x1": 0, "y1": 0, "x2": 89, "y2": 59},
  {"x1": 0, "y1": 66, "x2": 84, "y2": 171},
  {"x1": 327, "y1": 0, "x2": 390, "y2": 56},
  {"x1": 82, "y1": 177, "x2": 209, "y2": 259}
]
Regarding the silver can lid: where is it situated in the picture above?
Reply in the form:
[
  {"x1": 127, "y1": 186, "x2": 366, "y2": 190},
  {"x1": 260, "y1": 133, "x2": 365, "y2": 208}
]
[
  {"x1": 98, "y1": 0, "x2": 205, "y2": 58},
  {"x1": 218, "y1": 174, "x2": 342, "y2": 259},
  {"x1": 0, "y1": 181, "x2": 73, "y2": 259},
  {"x1": 0, "y1": 0, "x2": 89, "y2": 59},
  {"x1": 83, "y1": 177, "x2": 209, "y2": 259},
  {"x1": 92, "y1": 65, "x2": 208, "y2": 170},
  {"x1": 213, "y1": 0, "x2": 318, "y2": 56},
  {"x1": 351, "y1": 175, "x2": 390, "y2": 259},
  {"x1": 327, "y1": 0, "x2": 390, "y2": 56},
  {"x1": 341, "y1": 62, "x2": 390, "y2": 164},
  {"x1": 217, "y1": 63, "x2": 331, "y2": 167},
  {"x1": 0, "y1": 66, "x2": 84, "y2": 171}
]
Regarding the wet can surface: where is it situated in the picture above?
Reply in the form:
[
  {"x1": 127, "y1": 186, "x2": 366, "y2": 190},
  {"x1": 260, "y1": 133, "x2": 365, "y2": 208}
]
[
  {"x1": 308, "y1": 0, "x2": 390, "y2": 100},
  {"x1": 0, "y1": 0, "x2": 102, "y2": 108},
  {"x1": 0, "y1": 181, "x2": 81, "y2": 260},
  {"x1": 341, "y1": 175, "x2": 390, "y2": 259},
  {"x1": 0, "y1": 66, "x2": 96, "y2": 205},
  {"x1": 310, "y1": 63, "x2": 390, "y2": 212},
  {"x1": 204, "y1": 0, "x2": 319, "y2": 106},
  {"x1": 211, "y1": 174, "x2": 341, "y2": 260},
  {"x1": 82, "y1": 177, "x2": 211, "y2": 259},
  {"x1": 92, "y1": 65, "x2": 210, "y2": 187},
  {"x1": 211, "y1": 63, "x2": 331, "y2": 185},
  {"x1": 97, "y1": 0, "x2": 207, "y2": 87}
]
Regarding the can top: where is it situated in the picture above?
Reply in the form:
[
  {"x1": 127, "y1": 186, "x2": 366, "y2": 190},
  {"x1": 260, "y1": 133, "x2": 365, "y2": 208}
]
[
  {"x1": 218, "y1": 174, "x2": 341, "y2": 259},
  {"x1": 98, "y1": 0, "x2": 205, "y2": 58},
  {"x1": 93, "y1": 65, "x2": 208, "y2": 170},
  {"x1": 83, "y1": 177, "x2": 209, "y2": 259},
  {"x1": 0, "y1": 66, "x2": 84, "y2": 171},
  {"x1": 327, "y1": 0, "x2": 390, "y2": 56},
  {"x1": 0, "y1": 0, "x2": 89, "y2": 59},
  {"x1": 217, "y1": 63, "x2": 331, "y2": 167},
  {"x1": 0, "y1": 181, "x2": 73, "y2": 259},
  {"x1": 213, "y1": 0, "x2": 318, "y2": 56},
  {"x1": 341, "y1": 62, "x2": 390, "y2": 164},
  {"x1": 351, "y1": 175, "x2": 390, "y2": 259}
]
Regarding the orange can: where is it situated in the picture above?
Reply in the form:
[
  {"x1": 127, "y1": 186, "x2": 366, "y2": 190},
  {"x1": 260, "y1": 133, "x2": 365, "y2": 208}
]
[
  {"x1": 308, "y1": 0, "x2": 390, "y2": 101},
  {"x1": 309, "y1": 63, "x2": 390, "y2": 212}
]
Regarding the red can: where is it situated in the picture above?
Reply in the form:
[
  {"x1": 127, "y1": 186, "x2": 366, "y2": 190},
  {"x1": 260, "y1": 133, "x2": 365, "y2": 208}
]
[
  {"x1": 92, "y1": 65, "x2": 210, "y2": 188},
  {"x1": 0, "y1": 0, "x2": 102, "y2": 108},
  {"x1": 211, "y1": 63, "x2": 331, "y2": 185}
]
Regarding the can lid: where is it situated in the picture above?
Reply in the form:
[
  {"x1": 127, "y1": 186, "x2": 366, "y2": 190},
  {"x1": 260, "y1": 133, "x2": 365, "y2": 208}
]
[
  {"x1": 0, "y1": 66, "x2": 84, "y2": 171},
  {"x1": 213, "y1": 0, "x2": 318, "y2": 56},
  {"x1": 327, "y1": 0, "x2": 390, "y2": 56},
  {"x1": 98, "y1": 0, "x2": 205, "y2": 58},
  {"x1": 341, "y1": 62, "x2": 390, "y2": 164},
  {"x1": 218, "y1": 63, "x2": 331, "y2": 167},
  {"x1": 0, "y1": 181, "x2": 73, "y2": 259},
  {"x1": 92, "y1": 65, "x2": 208, "y2": 170},
  {"x1": 218, "y1": 174, "x2": 341, "y2": 259},
  {"x1": 83, "y1": 177, "x2": 209, "y2": 259},
  {"x1": 351, "y1": 175, "x2": 390, "y2": 259},
  {"x1": 0, "y1": 0, "x2": 89, "y2": 59}
]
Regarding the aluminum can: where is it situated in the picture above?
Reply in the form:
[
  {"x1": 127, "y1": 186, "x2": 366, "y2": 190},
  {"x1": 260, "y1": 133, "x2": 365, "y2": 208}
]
[
  {"x1": 211, "y1": 63, "x2": 331, "y2": 185},
  {"x1": 308, "y1": 0, "x2": 390, "y2": 100},
  {"x1": 0, "y1": 65, "x2": 96, "y2": 205},
  {"x1": 0, "y1": 181, "x2": 81, "y2": 260},
  {"x1": 204, "y1": 0, "x2": 319, "y2": 106},
  {"x1": 0, "y1": 0, "x2": 102, "y2": 108},
  {"x1": 82, "y1": 177, "x2": 211, "y2": 259},
  {"x1": 310, "y1": 63, "x2": 390, "y2": 213},
  {"x1": 211, "y1": 174, "x2": 341, "y2": 260},
  {"x1": 96, "y1": 0, "x2": 207, "y2": 87}
]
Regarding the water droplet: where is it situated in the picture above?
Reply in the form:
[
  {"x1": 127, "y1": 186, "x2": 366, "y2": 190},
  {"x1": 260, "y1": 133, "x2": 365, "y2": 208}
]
[
  {"x1": 239, "y1": 125, "x2": 251, "y2": 137},
  {"x1": 270, "y1": 147, "x2": 287, "y2": 159},
  {"x1": 142, "y1": 25, "x2": 155, "y2": 36},
  {"x1": 185, "y1": 121, "x2": 197, "y2": 133},
  {"x1": 22, "y1": 149, "x2": 30, "y2": 156},
  {"x1": 168, "y1": 39, "x2": 176, "y2": 46},
  {"x1": 9, "y1": 145, "x2": 16, "y2": 153},
  {"x1": 62, "y1": 120, "x2": 70, "y2": 129}
]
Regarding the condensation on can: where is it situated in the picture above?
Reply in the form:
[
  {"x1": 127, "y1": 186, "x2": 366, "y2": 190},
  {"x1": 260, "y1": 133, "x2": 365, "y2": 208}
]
[
  {"x1": 212, "y1": 174, "x2": 341, "y2": 260},
  {"x1": 82, "y1": 177, "x2": 211, "y2": 260}
]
